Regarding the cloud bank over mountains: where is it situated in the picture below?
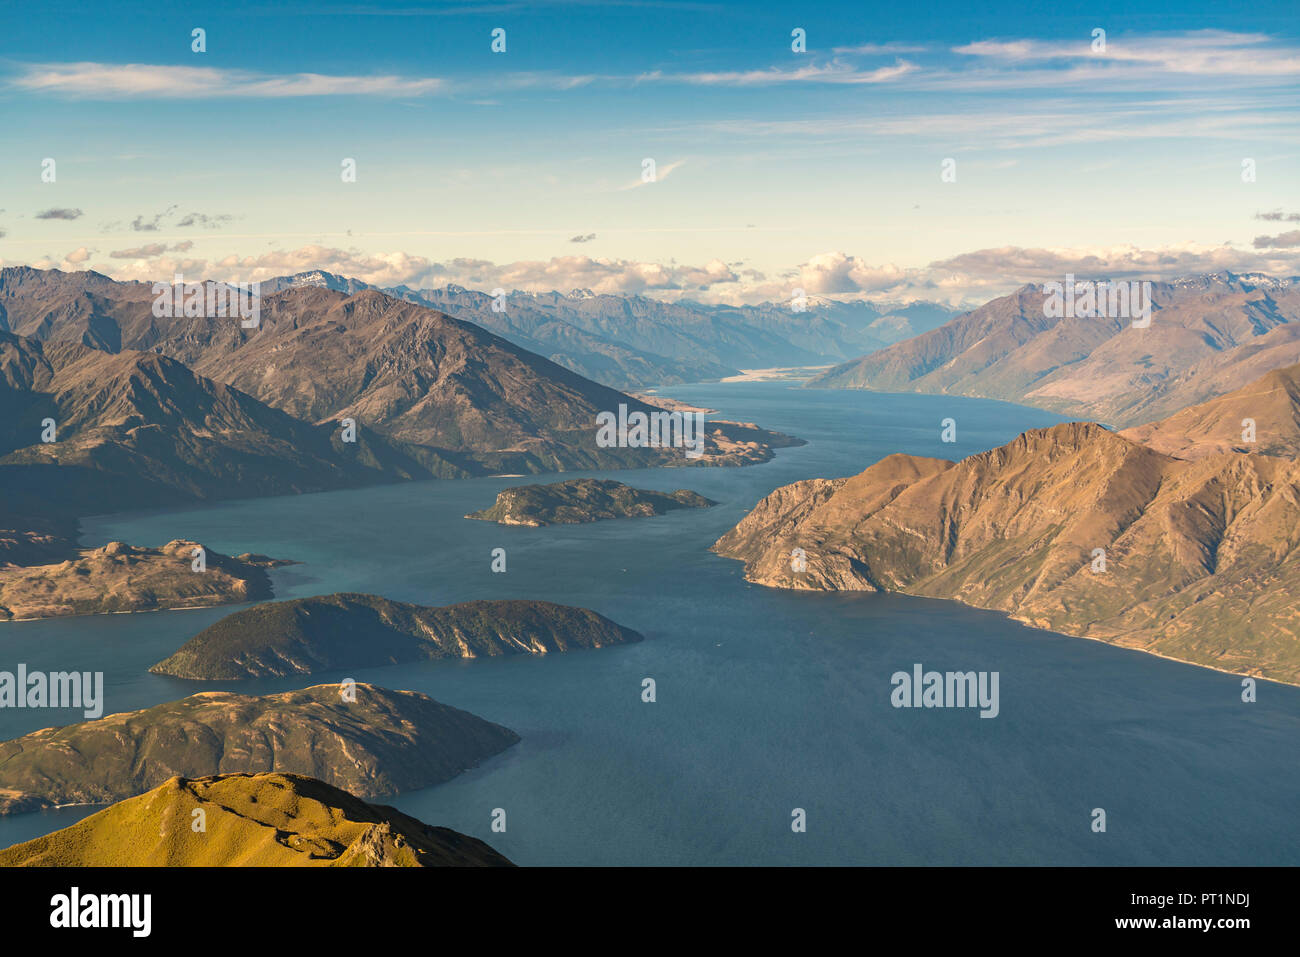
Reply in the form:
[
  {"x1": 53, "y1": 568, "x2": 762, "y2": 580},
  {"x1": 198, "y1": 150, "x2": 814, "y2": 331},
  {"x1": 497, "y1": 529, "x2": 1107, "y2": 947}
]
[{"x1": 11, "y1": 241, "x2": 1300, "y2": 308}]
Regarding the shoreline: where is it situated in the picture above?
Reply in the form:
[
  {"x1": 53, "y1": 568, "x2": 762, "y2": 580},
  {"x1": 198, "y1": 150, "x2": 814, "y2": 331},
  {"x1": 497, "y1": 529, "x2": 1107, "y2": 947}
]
[
  {"x1": 0, "y1": 600, "x2": 249, "y2": 625},
  {"x1": 720, "y1": 365, "x2": 833, "y2": 383},
  {"x1": 733, "y1": 568, "x2": 1298, "y2": 689}
]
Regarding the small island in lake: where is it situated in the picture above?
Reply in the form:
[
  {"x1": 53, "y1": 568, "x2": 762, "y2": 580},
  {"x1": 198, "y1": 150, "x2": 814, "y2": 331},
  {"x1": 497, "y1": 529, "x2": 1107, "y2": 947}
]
[
  {"x1": 0, "y1": 538, "x2": 290, "y2": 622},
  {"x1": 0, "y1": 683, "x2": 518, "y2": 814},
  {"x1": 150, "y1": 592, "x2": 644, "y2": 679},
  {"x1": 466, "y1": 477, "x2": 716, "y2": 526}
]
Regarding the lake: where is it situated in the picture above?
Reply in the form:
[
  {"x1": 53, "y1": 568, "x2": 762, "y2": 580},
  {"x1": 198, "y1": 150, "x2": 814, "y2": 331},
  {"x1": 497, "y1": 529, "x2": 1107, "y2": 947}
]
[{"x1": 2, "y1": 383, "x2": 1296, "y2": 865}]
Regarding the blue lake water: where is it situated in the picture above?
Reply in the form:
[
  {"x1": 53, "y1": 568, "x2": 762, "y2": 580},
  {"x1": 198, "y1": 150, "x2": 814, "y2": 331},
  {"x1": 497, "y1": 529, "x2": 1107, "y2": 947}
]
[{"x1": 1, "y1": 382, "x2": 1296, "y2": 864}]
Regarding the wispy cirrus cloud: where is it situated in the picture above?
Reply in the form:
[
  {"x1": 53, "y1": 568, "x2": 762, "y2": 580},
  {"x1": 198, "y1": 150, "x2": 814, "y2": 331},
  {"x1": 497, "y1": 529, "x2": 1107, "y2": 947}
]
[
  {"x1": 8, "y1": 57, "x2": 915, "y2": 102},
  {"x1": 491, "y1": 71, "x2": 599, "y2": 91},
  {"x1": 832, "y1": 42, "x2": 929, "y2": 55},
  {"x1": 13, "y1": 62, "x2": 447, "y2": 98},
  {"x1": 8, "y1": 56, "x2": 916, "y2": 103},
  {"x1": 13, "y1": 31, "x2": 1291, "y2": 103},
  {"x1": 663, "y1": 96, "x2": 1300, "y2": 149},
  {"x1": 942, "y1": 30, "x2": 1300, "y2": 93},
  {"x1": 954, "y1": 30, "x2": 1300, "y2": 76},
  {"x1": 637, "y1": 59, "x2": 916, "y2": 86}
]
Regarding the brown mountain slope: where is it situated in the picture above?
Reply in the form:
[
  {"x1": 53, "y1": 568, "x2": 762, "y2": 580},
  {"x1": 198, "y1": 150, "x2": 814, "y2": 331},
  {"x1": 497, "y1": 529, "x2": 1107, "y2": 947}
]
[
  {"x1": 185, "y1": 286, "x2": 799, "y2": 470},
  {"x1": 808, "y1": 274, "x2": 1300, "y2": 427},
  {"x1": 0, "y1": 265, "x2": 148, "y2": 352},
  {"x1": 0, "y1": 332, "x2": 435, "y2": 505},
  {"x1": 0, "y1": 269, "x2": 800, "y2": 473},
  {"x1": 1121, "y1": 361, "x2": 1300, "y2": 459},
  {"x1": 714, "y1": 422, "x2": 1300, "y2": 684},
  {"x1": 0, "y1": 772, "x2": 512, "y2": 866}
]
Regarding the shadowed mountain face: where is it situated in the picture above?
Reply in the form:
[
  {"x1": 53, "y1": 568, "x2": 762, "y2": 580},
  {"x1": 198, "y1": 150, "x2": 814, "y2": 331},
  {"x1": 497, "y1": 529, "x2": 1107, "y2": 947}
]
[
  {"x1": 807, "y1": 274, "x2": 1300, "y2": 428},
  {"x1": 466, "y1": 477, "x2": 715, "y2": 526},
  {"x1": 0, "y1": 266, "x2": 148, "y2": 352},
  {"x1": 714, "y1": 421, "x2": 1300, "y2": 685},
  {"x1": 391, "y1": 285, "x2": 888, "y2": 379},
  {"x1": 0, "y1": 268, "x2": 801, "y2": 478},
  {"x1": 0, "y1": 331, "x2": 433, "y2": 508},
  {"x1": 184, "y1": 286, "x2": 706, "y2": 468},
  {"x1": 0, "y1": 772, "x2": 513, "y2": 866},
  {"x1": 365, "y1": 283, "x2": 741, "y2": 389},
  {"x1": 0, "y1": 683, "x2": 518, "y2": 814},
  {"x1": 491, "y1": 290, "x2": 955, "y2": 366},
  {"x1": 151, "y1": 593, "x2": 645, "y2": 679},
  {"x1": 1121, "y1": 361, "x2": 1300, "y2": 459},
  {"x1": 0, "y1": 513, "x2": 81, "y2": 567}
]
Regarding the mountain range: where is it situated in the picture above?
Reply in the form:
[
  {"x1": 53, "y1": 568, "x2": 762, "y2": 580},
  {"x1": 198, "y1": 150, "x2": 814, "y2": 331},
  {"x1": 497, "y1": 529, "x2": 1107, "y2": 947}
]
[
  {"x1": 265, "y1": 269, "x2": 958, "y2": 389},
  {"x1": 808, "y1": 273, "x2": 1300, "y2": 428},
  {"x1": 0, "y1": 267, "x2": 801, "y2": 518},
  {"x1": 0, "y1": 331, "x2": 427, "y2": 507}
]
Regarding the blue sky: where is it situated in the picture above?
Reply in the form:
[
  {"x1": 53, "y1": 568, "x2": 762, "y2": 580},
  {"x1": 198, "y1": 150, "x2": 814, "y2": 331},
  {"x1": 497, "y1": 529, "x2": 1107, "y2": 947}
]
[{"x1": 2, "y1": 0, "x2": 1298, "y2": 304}]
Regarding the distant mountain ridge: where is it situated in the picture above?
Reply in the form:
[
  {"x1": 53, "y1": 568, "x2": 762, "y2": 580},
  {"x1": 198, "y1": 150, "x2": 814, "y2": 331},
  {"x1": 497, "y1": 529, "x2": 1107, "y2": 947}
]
[
  {"x1": 264, "y1": 268, "x2": 959, "y2": 389},
  {"x1": 807, "y1": 272, "x2": 1300, "y2": 428},
  {"x1": 0, "y1": 264, "x2": 959, "y2": 392}
]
